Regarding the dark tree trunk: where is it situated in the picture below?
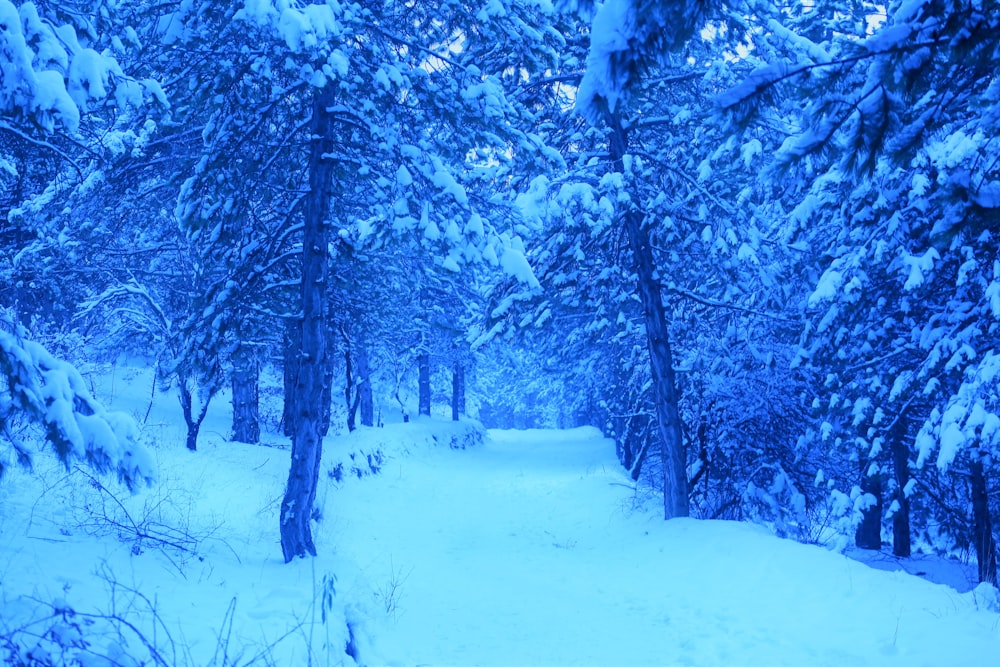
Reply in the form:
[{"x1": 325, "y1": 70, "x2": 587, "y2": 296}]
[
  {"x1": 890, "y1": 414, "x2": 911, "y2": 557},
  {"x1": 616, "y1": 414, "x2": 649, "y2": 482},
  {"x1": 345, "y1": 345, "x2": 357, "y2": 432},
  {"x1": 320, "y1": 323, "x2": 334, "y2": 437},
  {"x1": 418, "y1": 352, "x2": 431, "y2": 417},
  {"x1": 231, "y1": 345, "x2": 260, "y2": 444},
  {"x1": 282, "y1": 319, "x2": 300, "y2": 438},
  {"x1": 357, "y1": 343, "x2": 373, "y2": 427},
  {"x1": 609, "y1": 113, "x2": 688, "y2": 519},
  {"x1": 451, "y1": 362, "x2": 465, "y2": 421},
  {"x1": 970, "y1": 450, "x2": 997, "y2": 585},
  {"x1": 280, "y1": 88, "x2": 335, "y2": 563},
  {"x1": 688, "y1": 416, "x2": 711, "y2": 492},
  {"x1": 628, "y1": 426, "x2": 652, "y2": 483},
  {"x1": 855, "y1": 460, "x2": 883, "y2": 550},
  {"x1": 179, "y1": 378, "x2": 213, "y2": 452}
]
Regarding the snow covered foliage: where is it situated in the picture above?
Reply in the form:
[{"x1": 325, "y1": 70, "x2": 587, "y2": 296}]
[
  {"x1": 567, "y1": 0, "x2": 723, "y2": 122},
  {"x1": 0, "y1": 319, "x2": 153, "y2": 489},
  {"x1": 214, "y1": 0, "x2": 557, "y2": 279},
  {"x1": 721, "y1": 0, "x2": 1000, "y2": 572},
  {"x1": 0, "y1": 0, "x2": 163, "y2": 134},
  {"x1": 2, "y1": 0, "x2": 104, "y2": 132}
]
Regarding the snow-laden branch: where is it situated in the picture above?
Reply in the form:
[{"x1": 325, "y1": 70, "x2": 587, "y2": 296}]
[
  {"x1": 78, "y1": 279, "x2": 173, "y2": 337},
  {"x1": 0, "y1": 327, "x2": 155, "y2": 490},
  {"x1": 0, "y1": 121, "x2": 83, "y2": 177}
]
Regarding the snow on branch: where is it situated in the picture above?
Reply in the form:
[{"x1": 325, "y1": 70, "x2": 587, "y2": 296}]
[
  {"x1": 0, "y1": 0, "x2": 147, "y2": 134},
  {"x1": 0, "y1": 326, "x2": 155, "y2": 490},
  {"x1": 916, "y1": 350, "x2": 1000, "y2": 473},
  {"x1": 576, "y1": 0, "x2": 719, "y2": 123}
]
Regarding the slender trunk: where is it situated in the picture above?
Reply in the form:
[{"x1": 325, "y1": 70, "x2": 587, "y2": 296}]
[
  {"x1": 358, "y1": 343, "x2": 373, "y2": 427},
  {"x1": 345, "y1": 344, "x2": 356, "y2": 432},
  {"x1": 451, "y1": 362, "x2": 465, "y2": 421},
  {"x1": 890, "y1": 413, "x2": 911, "y2": 557},
  {"x1": 970, "y1": 450, "x2": 997, "y2": 585},
  {"x1": 282, "y1": 319, "x2": 299, "y2": 438},
  {"x1": 628, "y1": 427, "x2": 652, "y2": 483},
  {"x1": 320, "y1": 324, "x2": 334, "y2": 437},
  {"x1": 855, "y1": 460, "x2": 883, "y2": 550},
  {"x1": 418, "y1": 352, "x2": 431, "y2": 417},
  {"x1": 688, "y1": 416, "x2": 710, "y2": 492},
  {"x1": 280, "y1": 88, "x2": 335, "y2": 562},
  {"x1": 610, "y1": 113, "x2": 688, "y2": 519},
  {"x1": 231, "y1": 345, "x2": 260, "y2": 444},
  {"x1": 179, "y1": 378, "x2": 213, "y2": 452}
]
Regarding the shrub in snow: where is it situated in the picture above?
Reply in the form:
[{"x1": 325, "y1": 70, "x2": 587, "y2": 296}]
[{"x1": 326, "y1": 418, "x2": 485, "y2": 485}]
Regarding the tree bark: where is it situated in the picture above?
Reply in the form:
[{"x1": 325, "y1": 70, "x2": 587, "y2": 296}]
[
  {"x1": 280, "y1": 88, "x2": 335, "y2": 562},
  {"x1": 320, "y1": 323, "x2": 334, "y2": 437},
  {"x1": 282, "y1": 319, "x2": 299, "y2": 438},
  {"x1": 889, "y1": 413, "x2": 911, "y2": 557},
  {"x1": 970, "y1": 450, "x2": 997, "y2": 585},
  {"x1": 358, "y1": 343, "x2": 374, "y2": 427},
  {"x1": 855, "y1": 459, "x2": 883, "y2": 550},
  {"x1": 418, "y1": 352, "x2": 431, "y2": 417},
  {"x1": 451, "y1": 362, "x2": 465, "y2": 421},
  {"x1": 609, "y1": 113, "x2": 688, "y2": 519},
  {"x1": 345, "y1": 345, "x2": 357, "y2": 432},
  {"x1": 231, "y1": 344, "x2": 260, "y2": 444},
  {"x1": 179, "y1": 376, "x2": 213, "y2": 452}
]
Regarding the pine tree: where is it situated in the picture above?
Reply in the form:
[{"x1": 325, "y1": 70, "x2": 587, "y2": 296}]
[
  {"x1": 1, "y1": 0, "x2": 162, "y2": 485},
  {"x1": 721, "y1": 0, "x2": 1000, "y2": 576}
]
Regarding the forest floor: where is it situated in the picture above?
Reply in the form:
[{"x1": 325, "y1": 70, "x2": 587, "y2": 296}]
[{"x1": 1, "y1": 365, "x2": 999, "y2": 665}]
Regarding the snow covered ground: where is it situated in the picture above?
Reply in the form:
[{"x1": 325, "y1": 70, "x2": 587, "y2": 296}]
[{"x1": 2, "y1": 365, "x2": 999, "y2": 665}]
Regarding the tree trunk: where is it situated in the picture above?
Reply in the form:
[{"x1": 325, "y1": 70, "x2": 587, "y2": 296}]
[
  {"x1": 628, "y1": 425, "x2": 652, "y2": 483},
  {"x1": 282, "y1": 319, "x2": 299, "y2": 438},
  {"x1": 970, "y1": 450, "x2": 997, "y2": 585},
  {"x1": 610, "y1": 113, "x2": 688, "y2": 519},
  {"x1": 280, "y1": 88, "x2": 335, "y2": 563},
  {"x1": 451, "y1": 362, "x2": 465, "y2": 421},
  {"x1": 179, "y1": 377, "x2": 213, "y2": 452},
  {"x1": 358, "y1": 343, "x2": 373, "y2": 427},
  {"x1": 345, "y1": 344, "x2": 357, "y2": 433},
  {"x1": 231, "y1": 345, "x2": 260, "y2": 444},
  {"x1": 418, "y1": 352, "x2": 431, "y2": 417},
  {"x1": 890, "y1": 413, "x2": 911, "y2": 557},
  {"x1": 320, "y1": 323, "x2": 334, "y2": 437},
  {"x1": 855, "y1": 459, "x2": 883, "y2": 550}
]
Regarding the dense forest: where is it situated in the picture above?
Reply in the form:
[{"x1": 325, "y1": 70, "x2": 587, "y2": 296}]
[{"x1": 2, "y1": 0, "x2": 998, "y2": 587}]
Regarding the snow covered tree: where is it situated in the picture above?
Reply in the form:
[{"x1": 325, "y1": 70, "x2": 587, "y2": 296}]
[
  {"x1": 721, "y1": 0, "x2": 1000, "y2": 578},
  {"x1": 1, "y1": 1, "x2": 163, "y2": 486}
]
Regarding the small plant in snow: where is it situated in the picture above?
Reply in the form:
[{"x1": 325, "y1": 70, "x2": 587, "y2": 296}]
[
  {"x1": 70, "y1": 466, "x2": 224, "y2": 568},
  {"x1": 373, "y1": 559, "x2": 412, "y2": 622}
]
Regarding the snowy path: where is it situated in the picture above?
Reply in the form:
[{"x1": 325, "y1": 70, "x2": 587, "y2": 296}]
[{"x1": 331, "y1": 427, "x2": 1000, "y2": 667}]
